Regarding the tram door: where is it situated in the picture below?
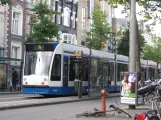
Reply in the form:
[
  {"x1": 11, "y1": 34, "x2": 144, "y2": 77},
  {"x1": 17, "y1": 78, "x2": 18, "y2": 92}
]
[
  {"x1": 102, "y1": 62, "x2": 109, "y2": 89},
  {"x1": 63, "y1": 57, "x2": 68, "y2": 87}
]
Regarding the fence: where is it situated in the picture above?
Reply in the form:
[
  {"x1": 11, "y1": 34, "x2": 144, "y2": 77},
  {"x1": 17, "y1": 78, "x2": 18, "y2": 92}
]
[{"x1": 0, "y1": 57, "x2": 23, "y2": 91}]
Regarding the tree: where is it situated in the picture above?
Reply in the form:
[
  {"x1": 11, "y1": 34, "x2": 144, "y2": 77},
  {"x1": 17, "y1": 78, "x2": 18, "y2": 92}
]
[
  {"x1": 26, "y1": 0, "x2": 60, "y2": 42},
  {"x1": 105, "y1": 0, "x2": 161, "y2": 25},
  {"x1": 117, "y1": 28, "x2": 146, "y2": 56},
  {"x1": 0, "y1": 0, "x2": 11, "y2": 5},
  {"x1": 105, "y1": 0, "x2": 146, "y2": 78},
  {"x1": 86, "y1": 5, "x2": 111, "y2": 50},
  {"x1": 142, "y1": 37, "x2": 161, "y2": 67}
]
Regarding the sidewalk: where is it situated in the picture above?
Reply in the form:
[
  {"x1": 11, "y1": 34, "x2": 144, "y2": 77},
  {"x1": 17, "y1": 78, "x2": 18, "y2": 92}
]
[
  {"x1": 0, "y1": 84, "x2": 23, "y2": 95},
  {"x1": 70, "y1": 106, "x2": 151, "y2": 120},
  {"x1": 0, "y1": 93, "x2": 120, "y2": 110},
  {"x1": 0, "y1": 90, "x2": 22, "y2": 95}
]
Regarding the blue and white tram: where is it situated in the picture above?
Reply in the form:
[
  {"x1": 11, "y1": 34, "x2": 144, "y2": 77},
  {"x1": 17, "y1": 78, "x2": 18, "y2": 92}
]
[
  {"x1": 22, "y1": 42, "x2": 159, "y2": 95},
  {"x1": 23, "y1": 42, "x2": 90, "y2": 95}
]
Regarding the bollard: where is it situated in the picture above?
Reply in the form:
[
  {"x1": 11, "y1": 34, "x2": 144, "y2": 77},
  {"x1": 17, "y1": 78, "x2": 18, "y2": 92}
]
[
  {"x1": 78, "y1": 80, "x2": 82, "y2": 98},
  {"x1": 101, "y1": 89, "x2": 108, "y2": 115}
]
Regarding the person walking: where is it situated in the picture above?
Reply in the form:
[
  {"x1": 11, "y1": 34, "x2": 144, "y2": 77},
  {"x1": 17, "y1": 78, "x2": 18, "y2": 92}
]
[{"x1": 12, "y1": 68, "x2": 18, "y2": 91}]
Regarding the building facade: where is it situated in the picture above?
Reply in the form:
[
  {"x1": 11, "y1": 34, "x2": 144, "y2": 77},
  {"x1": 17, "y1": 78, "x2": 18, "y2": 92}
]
[
  {"x1": 56, "y1": 0, "x2": 78, "y2": 45},
  {"x1": 0, "y1": 5, "x2": 8, "y2": 59},
  {"x1": 76, "y1": 0, "x2": 89, "y2": 46},
  {"x1": 0, "y1": 0, "x2": 26, "y2": 90},
  {"x1": 77, "y1": 0, "x2": 112, "y2": 51},
  {"x1": 25, "y1": 0, "x2": 78, "y2": 45}
]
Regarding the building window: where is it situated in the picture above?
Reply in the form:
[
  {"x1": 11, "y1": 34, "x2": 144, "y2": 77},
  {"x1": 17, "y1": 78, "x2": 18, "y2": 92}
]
[
  {"x1": 11, "y1": 42, "x2": 22, "y2": 65},
  {"x1": 72, "y1": 12, "x2": 76, "y2": 28},
  {"x1": 12, "y1": 12, "x2": 20, "y2": 35},
  {"x1": 64, "y1": 7, "x2": 71, "y2": 27},
  {"x1": 62, "y1": 33, "x2": 76, "y2": 44},
  {"x1": 12, "y1": 46, "x2": 19, "y2": 59},
  {"x1": 12, "y1": 46, "x2": 20, "y2": 65},
  {"x1": 57, "y1": 6, "x2": 61, "y2": 24},
  {"x1": 12, "y1": 5, "x2": 23, "y2": 36},
  {"x1": 64, "y1": 35, "x2": 68, "y2": 43}
]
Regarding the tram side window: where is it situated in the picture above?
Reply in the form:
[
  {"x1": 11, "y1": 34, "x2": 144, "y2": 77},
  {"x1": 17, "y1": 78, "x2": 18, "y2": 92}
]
[
  {"x1": 50, "y1": 54, "x2": 61, "y2": 81},
  {"x1": 69, "y1": 57, "x2": 75, "y2": 81},
  {"x1": 117, "y1": 63, "x2": 128, "y2": 80}
]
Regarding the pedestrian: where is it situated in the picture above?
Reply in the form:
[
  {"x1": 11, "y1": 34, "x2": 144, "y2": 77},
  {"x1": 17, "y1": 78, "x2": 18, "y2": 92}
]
[{"x1": 12, "y1": 68, "x2": 18, "y2": 91}]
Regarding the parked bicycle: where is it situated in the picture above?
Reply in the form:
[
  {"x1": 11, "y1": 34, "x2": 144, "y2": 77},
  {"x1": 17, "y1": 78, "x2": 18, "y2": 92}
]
[
  {"x1": 134, "y1": 96, "x2": 161, "y2": 120},
  {"x1": 76, "y1": 104, "x2": 131, "y2": 118},
  {"x1": 138, "y1": 84, "x2": 158, "y2": 106}
]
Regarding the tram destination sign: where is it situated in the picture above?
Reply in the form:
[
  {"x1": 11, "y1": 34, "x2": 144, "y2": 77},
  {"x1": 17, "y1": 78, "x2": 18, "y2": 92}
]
[
  {"x1": 26, "y1": 44, "x2": 54, "y2": 51},
  {"x1": 74, "y1": 51, "x2": 83, "y2": 57}
]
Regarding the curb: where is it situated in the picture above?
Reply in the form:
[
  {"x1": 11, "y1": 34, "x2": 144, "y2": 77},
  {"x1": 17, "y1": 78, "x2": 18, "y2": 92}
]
[
  {"x1": 0, "y1": 93, "x2": 120, "y2": 111},
  {"x1": 0, "y1": 91, "x2": 22, "y2": 95}
]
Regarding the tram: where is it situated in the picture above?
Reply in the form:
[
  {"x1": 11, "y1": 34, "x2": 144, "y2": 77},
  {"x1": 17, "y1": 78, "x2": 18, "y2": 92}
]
[{"x1": 22, "y1": 42, "x2": 159, "y2": 95}]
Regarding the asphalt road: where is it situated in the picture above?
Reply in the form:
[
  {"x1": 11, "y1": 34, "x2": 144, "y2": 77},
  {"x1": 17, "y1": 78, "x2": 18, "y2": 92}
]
[{"x1": 0, "y1": 97, "x2": 151, "y2": 120}]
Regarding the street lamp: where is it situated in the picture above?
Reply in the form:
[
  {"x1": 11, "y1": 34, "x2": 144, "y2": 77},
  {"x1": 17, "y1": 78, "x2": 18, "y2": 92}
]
[{"x1": 129, "y1": 0, "x2": 137, "y2": 109}]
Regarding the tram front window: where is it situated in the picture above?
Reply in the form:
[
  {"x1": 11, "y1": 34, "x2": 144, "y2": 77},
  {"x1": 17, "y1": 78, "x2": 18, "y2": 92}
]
[{"x1": 24, "y1": 52, "x2": 53, "y2": 76}]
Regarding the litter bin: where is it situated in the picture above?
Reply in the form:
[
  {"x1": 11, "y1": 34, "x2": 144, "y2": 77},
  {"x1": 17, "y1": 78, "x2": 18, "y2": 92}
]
[
  {"x1": 78, "y1": 80, "x2": 82, "y2": 98},
  {"x1": 74, "y1": 79, "x2": 82, "y2": 98}
]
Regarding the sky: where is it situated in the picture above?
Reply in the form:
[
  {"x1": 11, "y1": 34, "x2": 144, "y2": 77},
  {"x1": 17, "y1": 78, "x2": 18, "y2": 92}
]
[{"x1": 114, "y1": 5, "x2": 161, "y2": 37}]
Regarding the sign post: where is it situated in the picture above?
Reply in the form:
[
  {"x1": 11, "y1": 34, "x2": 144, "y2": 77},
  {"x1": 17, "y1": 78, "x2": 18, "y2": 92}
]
[
  {"x1": 74, "y1": 51, "x2": 83, "y2": 98},
  {"x1": 120, "y1": 72, "x2": 143, "y2": 106}
]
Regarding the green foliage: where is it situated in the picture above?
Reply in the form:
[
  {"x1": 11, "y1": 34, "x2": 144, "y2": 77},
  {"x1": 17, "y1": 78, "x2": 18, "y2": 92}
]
[
  {"x1": 105, "y1": 0, "x2": 161, "y2": 25},
  {"x1": 26, "y1": 0, "x2": 60, "y2": 43},
  {"x1": 142, "y1": 37, "x2": 161, "y2": 66},
  {"x1": 0, "y1": 0, "x2": 11, "y2": 5},
  {"x1": 117, "y1": 28, "x2": 146, "y2": 56},
  {"x1": 86, "y1": 5, "x2": 111, "y2": 50}
]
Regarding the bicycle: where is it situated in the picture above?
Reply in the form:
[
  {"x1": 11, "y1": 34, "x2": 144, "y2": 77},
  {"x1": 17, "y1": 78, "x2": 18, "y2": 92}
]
[
  {"x1": 76, "y1": 104, "x2": 131, "y2": 118},
  {"x1": 134, "y1": 96, "x2": 161, "y2": 120}
]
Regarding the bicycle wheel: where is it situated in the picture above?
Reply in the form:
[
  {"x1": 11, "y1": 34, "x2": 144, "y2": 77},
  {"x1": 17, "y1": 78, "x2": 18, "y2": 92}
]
[
  {"x1": 109, "y1": 105, "x2": 131, "y2": 118},
  {"x1": 117, "y1": 107, "x2": 132, "y2": 118},
  {"x1": 146, "y1": 92, "x2": 157, "y2": 106},
  {"x1": 149, "y1": 115, "x2": 160, "y2": 120}
]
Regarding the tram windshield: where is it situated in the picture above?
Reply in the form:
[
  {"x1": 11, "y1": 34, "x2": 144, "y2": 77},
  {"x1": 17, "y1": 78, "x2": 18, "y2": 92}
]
[{"x1": 24, "y1": 52, "x2": 53, "y2": 76}]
